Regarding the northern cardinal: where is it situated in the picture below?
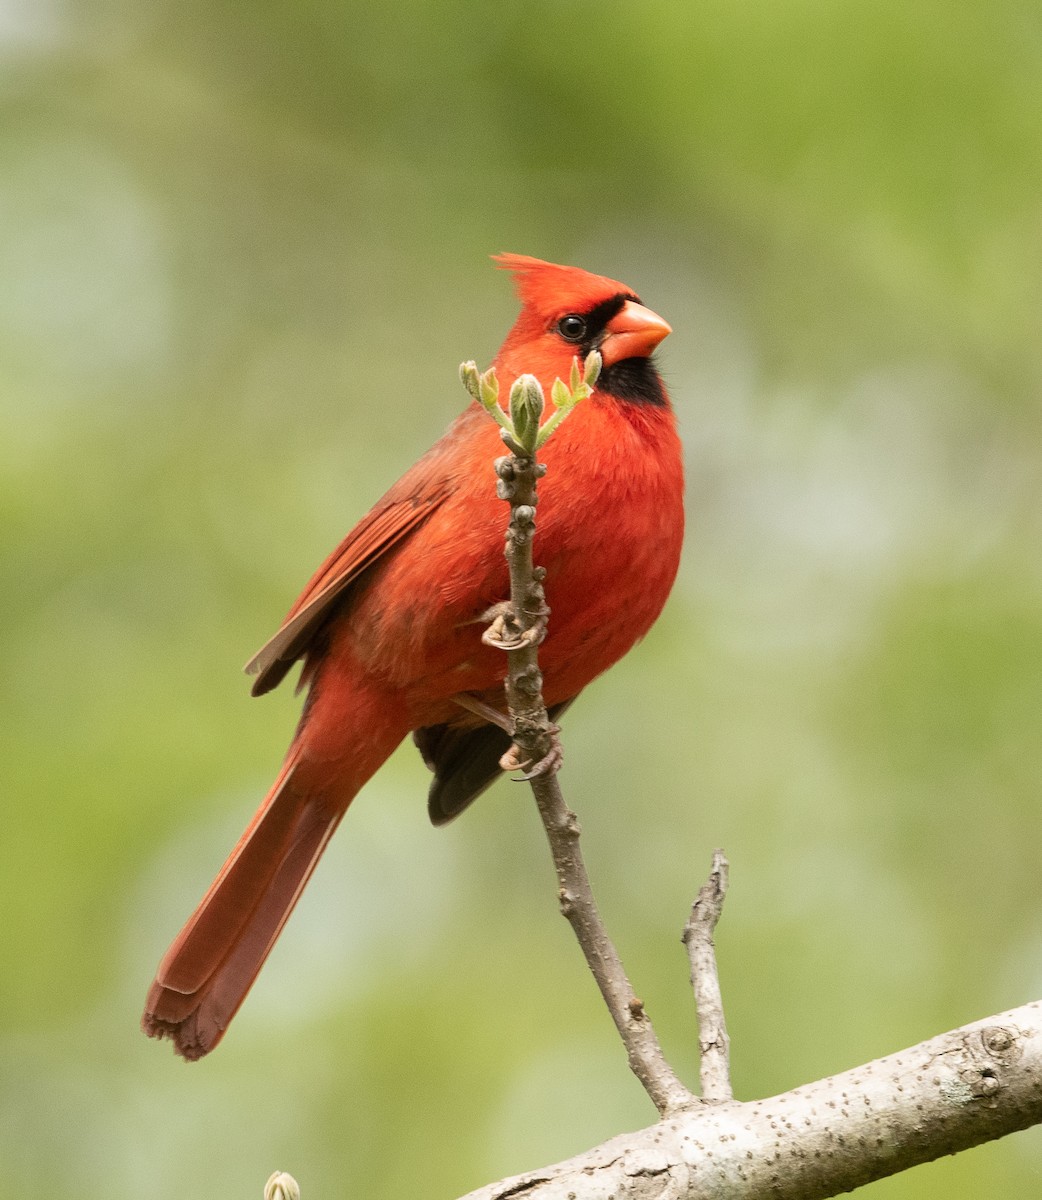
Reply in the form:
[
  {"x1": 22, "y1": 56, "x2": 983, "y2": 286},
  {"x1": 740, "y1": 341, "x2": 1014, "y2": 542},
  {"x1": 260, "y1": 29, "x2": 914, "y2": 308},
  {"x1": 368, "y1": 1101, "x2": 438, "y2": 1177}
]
[{"x1": 142, "y1": 254, "x2": 684, "y2": 1060}]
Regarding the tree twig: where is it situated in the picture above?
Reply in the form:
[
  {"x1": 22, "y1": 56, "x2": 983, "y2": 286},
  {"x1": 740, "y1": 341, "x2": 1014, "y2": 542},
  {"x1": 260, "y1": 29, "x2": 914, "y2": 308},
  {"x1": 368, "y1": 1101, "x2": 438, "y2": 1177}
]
[
  {"x1": 682, "y1": 850, "x2": 733, "y2": 1101},
  {"x1": 474, "y1": 364, "x2": 695, "y2": 1118}
]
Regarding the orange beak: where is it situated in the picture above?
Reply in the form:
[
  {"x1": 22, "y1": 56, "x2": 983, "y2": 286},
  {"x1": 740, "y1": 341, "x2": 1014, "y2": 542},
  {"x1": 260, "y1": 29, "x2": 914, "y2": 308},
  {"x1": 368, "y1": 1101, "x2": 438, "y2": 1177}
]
[{"x1": 599, "y1": 300, "x2": 672, "y2": 367}]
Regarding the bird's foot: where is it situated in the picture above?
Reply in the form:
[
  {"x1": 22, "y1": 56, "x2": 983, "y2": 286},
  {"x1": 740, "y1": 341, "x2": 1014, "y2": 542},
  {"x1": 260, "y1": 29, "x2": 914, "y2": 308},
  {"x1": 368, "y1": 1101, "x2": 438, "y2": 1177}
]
[
  {"x1": 480, "y1": 599, "x2": 549, "y2": 652},
  {"x1": 499, "y1": 722, "x2": 563, "y2": 780}
]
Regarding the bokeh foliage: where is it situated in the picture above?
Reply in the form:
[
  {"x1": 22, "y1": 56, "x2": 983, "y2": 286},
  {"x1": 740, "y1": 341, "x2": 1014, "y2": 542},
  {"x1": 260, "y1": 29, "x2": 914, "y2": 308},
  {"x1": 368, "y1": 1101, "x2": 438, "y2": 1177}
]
[{"x1": 1, "y1": 0, "x2": 1040, "y2": 1196}]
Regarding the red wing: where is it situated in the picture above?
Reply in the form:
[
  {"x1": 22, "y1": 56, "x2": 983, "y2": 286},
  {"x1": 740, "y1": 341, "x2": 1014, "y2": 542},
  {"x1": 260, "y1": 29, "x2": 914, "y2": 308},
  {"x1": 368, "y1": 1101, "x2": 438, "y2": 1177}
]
[{"x1": 244, "y1": 448, "x2": 459, "y2": 696}]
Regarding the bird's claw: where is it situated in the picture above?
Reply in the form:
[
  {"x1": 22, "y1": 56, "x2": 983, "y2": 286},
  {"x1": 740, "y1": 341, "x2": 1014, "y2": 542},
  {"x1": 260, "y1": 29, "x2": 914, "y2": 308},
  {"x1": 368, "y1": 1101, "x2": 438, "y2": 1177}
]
[
  {"x1": 481, "y1": 605, "x2": 548, "y2": 652},
  {"x1": 499, "y1": 723, "x2": 563, "y2": 780}
]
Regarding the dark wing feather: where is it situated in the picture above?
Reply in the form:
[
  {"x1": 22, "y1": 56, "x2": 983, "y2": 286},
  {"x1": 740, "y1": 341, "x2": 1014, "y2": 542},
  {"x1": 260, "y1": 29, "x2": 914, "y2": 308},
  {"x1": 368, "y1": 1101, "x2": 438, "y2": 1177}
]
[{"x1": 416, "y1": 699, "x2": 576, "y2": 826}]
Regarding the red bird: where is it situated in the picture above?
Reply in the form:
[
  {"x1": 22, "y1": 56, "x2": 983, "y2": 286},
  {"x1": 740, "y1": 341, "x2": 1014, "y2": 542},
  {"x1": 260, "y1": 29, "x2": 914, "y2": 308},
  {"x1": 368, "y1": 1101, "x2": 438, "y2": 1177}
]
[{"x1": 142, "y1": 254, "x2": 684, "y2": 1059}]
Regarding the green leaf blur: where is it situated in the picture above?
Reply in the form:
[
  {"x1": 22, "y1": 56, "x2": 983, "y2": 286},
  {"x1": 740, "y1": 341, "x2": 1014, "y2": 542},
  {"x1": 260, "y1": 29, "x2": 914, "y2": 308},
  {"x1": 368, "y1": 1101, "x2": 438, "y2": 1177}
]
[{"x1": 1, "y1": 0, "x2": 1039, "y2": 1196}]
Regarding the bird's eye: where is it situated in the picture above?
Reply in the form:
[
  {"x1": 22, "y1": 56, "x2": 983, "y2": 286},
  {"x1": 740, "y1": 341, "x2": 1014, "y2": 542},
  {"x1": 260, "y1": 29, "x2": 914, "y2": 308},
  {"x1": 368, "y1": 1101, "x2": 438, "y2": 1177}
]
[{"x1": 557, "y1": 314, "x2": 587, "y2": 342}]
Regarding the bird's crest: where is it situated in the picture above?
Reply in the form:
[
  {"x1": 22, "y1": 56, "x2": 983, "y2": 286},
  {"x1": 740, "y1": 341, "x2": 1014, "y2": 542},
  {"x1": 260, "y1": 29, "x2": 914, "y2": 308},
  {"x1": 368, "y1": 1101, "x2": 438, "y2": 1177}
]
[{"x1": 493, "y1": 253, "x2": 636, "y2": 320}]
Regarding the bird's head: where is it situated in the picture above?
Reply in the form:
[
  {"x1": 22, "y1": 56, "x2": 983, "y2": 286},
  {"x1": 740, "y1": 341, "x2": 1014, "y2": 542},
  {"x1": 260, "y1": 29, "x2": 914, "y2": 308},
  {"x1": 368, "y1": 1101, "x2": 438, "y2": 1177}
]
[{"x1": 493, "y1": 253, "x2": 671, "y2": 407}]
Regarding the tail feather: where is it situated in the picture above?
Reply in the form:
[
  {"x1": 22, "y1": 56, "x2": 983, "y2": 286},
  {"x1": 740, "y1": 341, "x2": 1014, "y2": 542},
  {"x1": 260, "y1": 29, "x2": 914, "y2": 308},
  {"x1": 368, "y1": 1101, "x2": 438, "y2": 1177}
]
[{"x1": 142, "y1": 750, "x2": 345, "y2": 1060}]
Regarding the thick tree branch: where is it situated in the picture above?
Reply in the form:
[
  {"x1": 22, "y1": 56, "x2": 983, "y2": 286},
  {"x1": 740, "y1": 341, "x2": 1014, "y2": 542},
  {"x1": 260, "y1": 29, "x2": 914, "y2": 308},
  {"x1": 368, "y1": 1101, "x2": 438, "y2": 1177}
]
[{"x1": 457, "y1": 1001, "x2": 1042, "y2": 1200}]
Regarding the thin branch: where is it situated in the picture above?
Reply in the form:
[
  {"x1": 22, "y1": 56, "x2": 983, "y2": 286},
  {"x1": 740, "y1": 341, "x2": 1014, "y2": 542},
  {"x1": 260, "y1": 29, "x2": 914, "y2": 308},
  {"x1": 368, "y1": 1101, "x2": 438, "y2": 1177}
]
[
  {"x1": 479, "y1": 385, "x2": 694, "y2": 1118},
  {"x1": 682, "y1": 850, "x2": 733, "y2": 1101},
  {"x1": 457, "y1": 1000, "x2": 1042, "y2": 1200},
  {"x1": 525, "y1": 768, "x2": 694, "y2": 1117}
]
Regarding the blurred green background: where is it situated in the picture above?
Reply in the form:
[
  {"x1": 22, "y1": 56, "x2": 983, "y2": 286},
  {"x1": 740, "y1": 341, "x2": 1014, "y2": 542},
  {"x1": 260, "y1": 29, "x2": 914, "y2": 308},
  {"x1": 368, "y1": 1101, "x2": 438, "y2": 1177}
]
[{"x1": 2, "y1": 0, "x2": 1040, "y2": 1196}]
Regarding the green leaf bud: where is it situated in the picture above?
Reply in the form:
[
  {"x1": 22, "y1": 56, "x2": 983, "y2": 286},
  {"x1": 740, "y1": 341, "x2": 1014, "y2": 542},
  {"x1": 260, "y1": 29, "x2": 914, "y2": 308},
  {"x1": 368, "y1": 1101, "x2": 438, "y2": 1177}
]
[
  {"x1": 508, "y1": 374, "x2": 544, "y2": 454},
  {"x1": 459, "y1": 361, "x2": 481, "y2": 402},
  {"x1": 583, "y1": 350, "x2": 602, "y2": 389}
]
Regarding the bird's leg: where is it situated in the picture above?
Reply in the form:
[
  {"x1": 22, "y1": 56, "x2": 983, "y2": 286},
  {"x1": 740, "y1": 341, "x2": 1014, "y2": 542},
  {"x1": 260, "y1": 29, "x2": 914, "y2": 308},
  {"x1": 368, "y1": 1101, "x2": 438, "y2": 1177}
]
[
  {"x1": 450, "y1": 692, "x2": 512, "y2": 733},
  {"x1": 450, "y1": 683, "x2": 562, "y2": 779},
  {"x1": 461, "y1": 597, "x2": 562, "y2": 781}
]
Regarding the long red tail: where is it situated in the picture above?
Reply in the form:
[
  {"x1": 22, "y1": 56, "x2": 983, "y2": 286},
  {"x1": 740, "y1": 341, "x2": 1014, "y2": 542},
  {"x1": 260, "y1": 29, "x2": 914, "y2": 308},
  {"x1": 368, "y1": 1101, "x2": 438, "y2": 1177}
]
[{"x1": 142, "y1": 747, "x2": 348, "y2": 1060}]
